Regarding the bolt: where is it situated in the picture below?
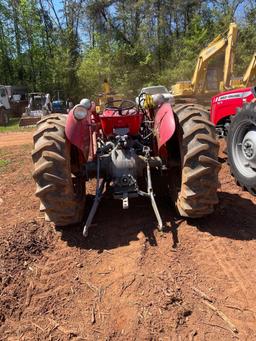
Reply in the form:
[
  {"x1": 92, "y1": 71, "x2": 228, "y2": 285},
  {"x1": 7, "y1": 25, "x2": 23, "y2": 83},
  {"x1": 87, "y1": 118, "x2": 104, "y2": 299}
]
[{"x1": 243, "y1": 141, "x2": 254, "y2": 158}]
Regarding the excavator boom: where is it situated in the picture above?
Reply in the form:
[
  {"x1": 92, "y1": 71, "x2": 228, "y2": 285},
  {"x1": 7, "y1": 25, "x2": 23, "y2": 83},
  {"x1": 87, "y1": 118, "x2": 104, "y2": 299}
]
[
  {"x1": 172, "y1": 22, "x2": 238, "y2": 98},
  {"x1": 191, "y1": 35, "x2": 227, "y2": 92},
  {"x1": 221, "y1": 23, "x2": 238, "y2": 90}
]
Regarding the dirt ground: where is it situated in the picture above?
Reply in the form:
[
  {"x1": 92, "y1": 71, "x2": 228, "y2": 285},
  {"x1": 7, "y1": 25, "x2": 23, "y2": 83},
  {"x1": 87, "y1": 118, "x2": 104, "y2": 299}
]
[
  {"x1": 0, "y1": 132, "x2": 34, "y2": 148},
  {"x1": 1, "y1": 135, "x2": 256, "y2": 341}
]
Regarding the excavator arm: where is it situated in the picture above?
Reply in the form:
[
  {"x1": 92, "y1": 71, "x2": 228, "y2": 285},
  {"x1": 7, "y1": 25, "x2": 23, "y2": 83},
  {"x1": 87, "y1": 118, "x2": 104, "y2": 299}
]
[
  {"x1": 231, "y1": 52, "x2": 256, "y2": 89},
  {"x1": 243, "y1": 52, "x2": 256, "y2": 87},
  {"x1": 191, "y1": 23, "x2": 238, "y2": 93},
  {"x1": 191, "y1": 35, "x2": 227, "y2": 93},
  {"x1": 221, "y1": 23, "x2": 238, "y2": 90},
  {"x1": 172, "y1": 22, "x2": 238, "y2": 97}
]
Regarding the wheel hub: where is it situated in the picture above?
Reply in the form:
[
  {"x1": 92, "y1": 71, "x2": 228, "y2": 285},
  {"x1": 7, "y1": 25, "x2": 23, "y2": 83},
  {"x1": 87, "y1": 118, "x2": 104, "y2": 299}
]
[{"x1": 242, "y1": 130, "x2": 256, "y2": 168}]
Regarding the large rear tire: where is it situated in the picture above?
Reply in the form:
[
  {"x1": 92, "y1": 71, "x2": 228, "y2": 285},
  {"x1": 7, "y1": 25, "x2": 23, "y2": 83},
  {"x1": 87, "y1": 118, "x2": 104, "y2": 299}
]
[
  {"x1": 171, "y1": 104, "x2": 220, "y2": 218},
  {"x1": 227, "y1": 103, "x2": 256, "y2": 195},
  {"x1": 32, "y1": 114, "x2": 85, "y2": 226}
]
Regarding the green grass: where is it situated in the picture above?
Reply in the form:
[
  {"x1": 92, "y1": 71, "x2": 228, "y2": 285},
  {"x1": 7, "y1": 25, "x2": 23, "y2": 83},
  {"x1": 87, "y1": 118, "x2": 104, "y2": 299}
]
[
  {"x1": 0, "y1": 118, "x2": 34, "y2": 133},
  {"x1": 0, "y1": 158, "x2": 10, "y2": 170},
  {"x1": 0, "y1": 118, "x2": 19, "y2": 132}
]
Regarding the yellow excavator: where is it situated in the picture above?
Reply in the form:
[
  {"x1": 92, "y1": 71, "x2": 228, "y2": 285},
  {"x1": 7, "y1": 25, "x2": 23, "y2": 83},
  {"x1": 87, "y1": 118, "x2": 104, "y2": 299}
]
[
  {"x1": 231, "y1": 52, "x2": 256, "y2": 88},
  {"x1": 172, "y1": 22, "x2": 238, "y2": 102}
]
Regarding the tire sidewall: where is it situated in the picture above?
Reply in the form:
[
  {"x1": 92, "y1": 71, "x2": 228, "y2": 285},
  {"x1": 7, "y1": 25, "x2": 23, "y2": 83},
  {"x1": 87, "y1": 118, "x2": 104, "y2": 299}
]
[
  {"x1": 172, "y1": 104, "x2": 219, "y2": 217},
  {"x1": 227, "y1": 104, "x2": 256, "y2": 189},
  {"x1": 32, "y1": 114, "x2": 85, "y2": 226}
]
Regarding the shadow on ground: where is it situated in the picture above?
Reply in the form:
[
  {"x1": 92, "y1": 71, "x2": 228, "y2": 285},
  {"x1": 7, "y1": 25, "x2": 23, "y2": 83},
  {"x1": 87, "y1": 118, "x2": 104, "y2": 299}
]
[
  {"x1": 58, "y1": 194, "x2": 180, "y2": 251},
  {"x1": 58, "y1": 191, "x2": 256, "y2": 251},
  {"x1": 189, "y1": 192, "x2": 256, "y2": 241}
]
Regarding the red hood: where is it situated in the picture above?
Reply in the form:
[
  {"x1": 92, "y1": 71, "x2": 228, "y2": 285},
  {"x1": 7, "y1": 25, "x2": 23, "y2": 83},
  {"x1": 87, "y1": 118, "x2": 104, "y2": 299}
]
[
  {"x1": 212, "y1": 87, "x2": 255, "y2": 103},
  {"x1": 212, "y1": 87, "x2": 254, "y2": 102}
]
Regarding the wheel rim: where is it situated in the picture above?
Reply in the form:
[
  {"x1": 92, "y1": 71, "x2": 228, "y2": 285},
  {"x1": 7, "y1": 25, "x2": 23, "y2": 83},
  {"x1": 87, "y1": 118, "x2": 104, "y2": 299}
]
[{"x1": 232, "y1": 120, "x2": 256, "y2": 178}]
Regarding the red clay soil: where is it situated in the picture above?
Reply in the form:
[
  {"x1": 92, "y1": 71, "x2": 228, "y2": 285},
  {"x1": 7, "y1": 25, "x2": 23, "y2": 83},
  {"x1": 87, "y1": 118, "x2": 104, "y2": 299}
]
[
  {"x1": 0, "y1": 131, "x2": 34, "y2": 148},
  {"x1": 1, "y1": 139, "x2": 256, "y2": 340}
]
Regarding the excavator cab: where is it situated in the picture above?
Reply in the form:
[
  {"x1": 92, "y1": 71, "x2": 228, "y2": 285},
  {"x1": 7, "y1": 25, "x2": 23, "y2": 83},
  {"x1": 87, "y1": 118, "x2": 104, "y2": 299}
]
[
  {"x1": 206, "y1": 67, "x2": 221, "y2": 91},
  {"x1": 206, "y1": 53, "x2": 231, "y2": 91}
]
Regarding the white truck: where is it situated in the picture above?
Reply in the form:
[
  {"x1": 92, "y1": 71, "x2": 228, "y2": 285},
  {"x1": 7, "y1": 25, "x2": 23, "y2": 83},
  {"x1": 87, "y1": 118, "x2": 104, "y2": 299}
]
[{"x1": 0, "y1": 85, "x2": 28, "y2": 126}]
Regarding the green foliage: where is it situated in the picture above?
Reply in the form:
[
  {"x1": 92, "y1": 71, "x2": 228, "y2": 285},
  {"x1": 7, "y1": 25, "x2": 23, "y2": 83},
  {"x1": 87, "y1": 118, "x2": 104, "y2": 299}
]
[
  {"x1": 0, "y1": 0, "x2": 255, "y2": 99},
  {"x1": 0, "y1": 118, "x2": 19, "y2": 133},
  {"x1": 234, "y1": 6, "x2": 256, "y2": 75},
  {"x1": 78, "y1": 47, "x2": 111, "y2": 98}
]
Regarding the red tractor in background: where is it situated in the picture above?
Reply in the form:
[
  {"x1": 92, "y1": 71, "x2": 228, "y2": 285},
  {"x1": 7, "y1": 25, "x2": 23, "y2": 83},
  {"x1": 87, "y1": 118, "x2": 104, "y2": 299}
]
[
  {"x1": 210, "y1": 86, "x2": 256, "y2": 195},
  {"x1": 32, "y1": 87, "x2": 220, "y2": 237}
]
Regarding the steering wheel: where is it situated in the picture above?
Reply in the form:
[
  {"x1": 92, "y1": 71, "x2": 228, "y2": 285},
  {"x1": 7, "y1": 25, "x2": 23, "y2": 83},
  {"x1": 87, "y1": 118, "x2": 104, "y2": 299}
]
[{"x1": 105, "y1": 99, "x2": 137, "y2": 115}]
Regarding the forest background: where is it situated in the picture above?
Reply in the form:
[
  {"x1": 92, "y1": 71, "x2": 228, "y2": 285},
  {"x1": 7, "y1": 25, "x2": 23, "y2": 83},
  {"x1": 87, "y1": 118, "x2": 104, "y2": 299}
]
[{"x1": 0, "y1": 0, "x2": 255, "y2": 100}]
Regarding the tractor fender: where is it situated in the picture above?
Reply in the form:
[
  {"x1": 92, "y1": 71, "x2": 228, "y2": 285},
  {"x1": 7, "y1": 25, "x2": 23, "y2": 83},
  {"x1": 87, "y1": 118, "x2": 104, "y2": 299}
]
[
  {"x1": 65, "y1": 108, "x2": 91, "y2": 160},
  {"x1": 154, "y1": 102, "x2": 176, "y2": 153}
]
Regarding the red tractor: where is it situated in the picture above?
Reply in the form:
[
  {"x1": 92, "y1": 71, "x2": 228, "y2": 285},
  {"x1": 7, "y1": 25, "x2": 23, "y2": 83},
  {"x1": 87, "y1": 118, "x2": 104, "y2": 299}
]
[
  {"x1": 32, "y1": 87, "x2": 220, "y2": 237},
  {"x1": 210, "y1": 86, "x2": 256, "y2": 194}
]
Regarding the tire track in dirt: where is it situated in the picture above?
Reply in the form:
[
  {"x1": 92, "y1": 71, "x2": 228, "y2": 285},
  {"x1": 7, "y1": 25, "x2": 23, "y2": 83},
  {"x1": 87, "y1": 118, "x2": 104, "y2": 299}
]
[
  {"x1": 212, "y1": 239, "x2": 256, "y2": 340},
  {"x1": 210, "y1": 239, "x2": 256, "y2": 314},
  {"x1": 191, "y1": 226, "x2": 256, "y2": 339},
  {"x1": 20, "y1": 228, "x2": 150, "y2": 339},
  {"x1": 2, "y1": 143, "x2": 256, "y2": 340},
  {"x1": 187, "y1": 154, "x2": 256, "y2": 339},
  {"x1": 24, "y1": 239, "x2": 79, "y2": 308}
]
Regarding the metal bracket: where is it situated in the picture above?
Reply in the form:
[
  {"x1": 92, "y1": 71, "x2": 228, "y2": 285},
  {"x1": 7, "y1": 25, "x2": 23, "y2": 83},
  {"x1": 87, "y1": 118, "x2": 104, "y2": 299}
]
[
  {"x1": 83, "y1": 155, "x2": 105, "y2": 238},
  {"x1": 83, "y1": 179, "x2": 105, "y2": 238},
  {"x1": 138, "y1": 161, "x2": 164, "y2": 231},
  {"x1": 122, "y1": 193, "x2": 129, "y2": 209}
]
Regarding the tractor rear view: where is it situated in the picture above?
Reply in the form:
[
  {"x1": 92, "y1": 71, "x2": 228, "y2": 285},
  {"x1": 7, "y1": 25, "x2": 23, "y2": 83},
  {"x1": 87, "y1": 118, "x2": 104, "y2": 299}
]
[{"x1": 32, "y1": 87, "x2": 220, "y2": 237}]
